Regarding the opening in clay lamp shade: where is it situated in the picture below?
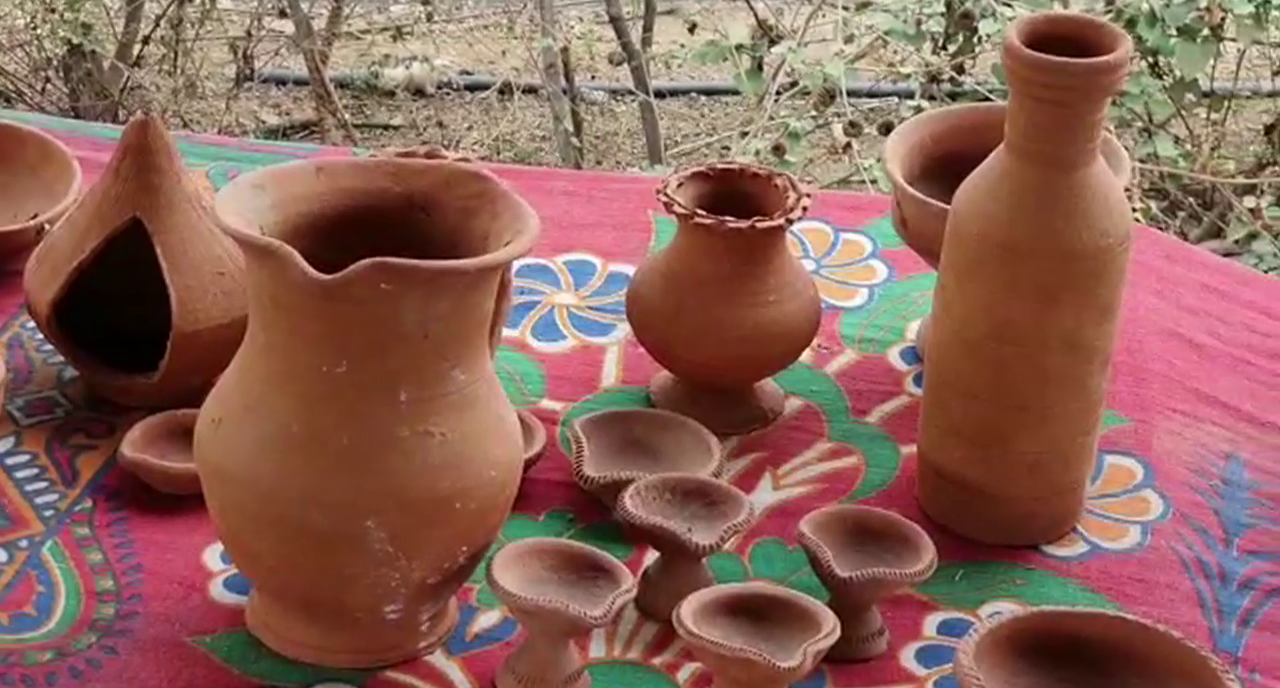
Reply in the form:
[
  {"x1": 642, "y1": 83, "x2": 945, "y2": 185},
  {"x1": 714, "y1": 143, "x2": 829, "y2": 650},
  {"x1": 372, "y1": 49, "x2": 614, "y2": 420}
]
[
  {"x1": 673, "y1": 582, "x2": 840, "y2": 688},
  {"x1": 882, "y1": 102, "x2": 1130, "y2": 269},
  {"x1": 954, "y1": 607, "x2": 1241, "y2": 688},
  {"x1": 797, "y1": 505, "x2": 937, "y2": 662},
  {"x1": 0, "y1": 122, "x2": 82, "y2": 255},
  {"x1": 569, "y1": 408, "x2": 722, "y2": 506},
  {"x1": 487, "y1": 537, "x2": 637, "y2": 688},
  {"x1": 519, "y1": 408, "x2": 547, "y2": 473},
  {"x1": 118, "y1": 409, "x2": 201, "y2": 495},
  {"x1": 616, "y1": 474, "x2": 755, "y2": 621}
]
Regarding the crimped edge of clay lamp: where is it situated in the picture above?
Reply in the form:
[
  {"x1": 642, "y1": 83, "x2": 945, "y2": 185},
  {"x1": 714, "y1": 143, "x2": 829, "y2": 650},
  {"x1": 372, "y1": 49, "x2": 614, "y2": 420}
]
[
  {"x1": 518, "y1": 408, "x2": 547, "y2": 473},
  {"x1": 568, "y1": 407, "x2": 723, "y2": 505},
  {"x1": 486, "y1": 537, "x2": 637, "y2": 627},
  {"x1": 118, "y1": 408, "x2": 202, "y2": 495},
  {"x1": 797, "y1": 505, "x2": 938, "y2": 587},
  {"x1": 656, "y1": 161, "x2": 812, "y2": 232},
  {"x1": 0, "y1": 121, "x2": 83, "y2": 254},
  {"x1": 954, "y1": 606, "x2": 1242, "y2": 688},
  {"x1": 616, "y1": 473, "x2": 755, "y2": 556},
  {"x1": 371, "y1": 145, "x2": 477, "y2": 163}
]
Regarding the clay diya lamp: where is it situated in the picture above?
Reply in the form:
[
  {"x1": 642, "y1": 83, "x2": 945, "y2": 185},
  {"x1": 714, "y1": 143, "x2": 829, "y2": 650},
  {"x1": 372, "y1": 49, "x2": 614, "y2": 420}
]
[
  {"x1": 626, "y1": 162, "x2": 819, "y2": 436},
  {"x1": 487, "y1": 537, "x2": 638, "y2": 688},
  {"x1": 372, "y1": 144, "x2": 476, "y2": 162},
  {"x1": 0, "y1": 121, "x2": 82, "y2": 256},
  {"x1": 673, "y1": 582, "x2": 840, "y2": 688},
  {"x1": 616, "y1": 474, "x2": 755, "y2": 622},
  {"x1": 117, "y1": 409, "x2": 202, "y2": 495},
  {"x1": 519, "y1": 408, "x2": 548, "y2": 472},
  {"x1": 568, "y1": 407, "x2": 722, "y2": 506},
  {"x1": 881, "y1": 102, "x2": 1131, "y2": 358},
  {"x1": 954, "y1": 606, "x2": 1242, "y2": 688},
  {"x1": 797, "y1": 505, "x2": 937, "y2": 661}
]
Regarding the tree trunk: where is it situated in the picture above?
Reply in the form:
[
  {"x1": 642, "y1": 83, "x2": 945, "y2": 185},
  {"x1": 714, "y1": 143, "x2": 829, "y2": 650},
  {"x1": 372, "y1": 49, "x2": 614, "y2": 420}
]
[
  {"x1": 603, "y1": 0, "x2": 665, "y2": 166},
  {"x1": 560, "y1": 45, "x2": 585, "y2": 156},
  {"x1": 535, "y1": 0, "x2": 582, "y2": 167},
  {"x1": 283, "y1": 0, "x2": 358, "y2": 145}
]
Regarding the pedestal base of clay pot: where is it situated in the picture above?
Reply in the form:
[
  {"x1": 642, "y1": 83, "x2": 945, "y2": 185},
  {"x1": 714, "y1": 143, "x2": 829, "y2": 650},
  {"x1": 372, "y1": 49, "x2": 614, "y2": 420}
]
[
  {"x1": 635, "y1": 556, "x2": 715, "y2": 622},
  {"x1": 826, "y1": 605, "x2": 890, "y2": 662},
  {"x1": 245, "y1": 592, "x2": 459, "y2": 668},
  {"x1": 496, "y1": 668, "x2": 590, "y2": 688},
  {"x1": 649, "y1": 372, "x2": 784, "y2": 436},
  {"x1": 495, "y1": 640, "x2": 590, "y2": 688},
  {"x1": 916, "y1": 459, "x2": 1081, "y2": 546}
]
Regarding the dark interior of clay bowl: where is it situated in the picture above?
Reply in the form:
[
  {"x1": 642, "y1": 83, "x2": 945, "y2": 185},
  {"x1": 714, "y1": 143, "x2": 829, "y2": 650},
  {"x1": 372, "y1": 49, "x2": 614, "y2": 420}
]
[
  {"x1": 53, "y1": 215, "x2": 173, "y2": 374},
  {"x1": 129, "y1": 410, "x2": 197, "y2": 466},
  {"x1": 970, "y1": 611, "x2": 1229, "y2": 688},
  {"x1": 688, "y1": 587, "x2": 828, "y2": 665},
  {"x1": 805, "y1": 508, "x2": 928, "y2": 575},
  {"x1": 624, "y1": 475, "x2": 748, "y2": 542},
  {"x1": 674, "y1": 168, "x2": 789, "y2": 220},
  {"x1": 578, "y1": 410, "x2": 718, "y2": 476},
  {"x1": 494, "y1": 540, "x2": 629, "y2": 612},
  {"x1": 0, "y1": 124, "x2": 78, "y2": 228}
]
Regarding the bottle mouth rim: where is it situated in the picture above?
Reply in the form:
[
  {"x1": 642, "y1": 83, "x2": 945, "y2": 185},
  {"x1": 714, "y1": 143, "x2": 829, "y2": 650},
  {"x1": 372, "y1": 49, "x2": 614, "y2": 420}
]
[{"x1": 1003, "y1": 11, "x2": 1133, "y2": 89}]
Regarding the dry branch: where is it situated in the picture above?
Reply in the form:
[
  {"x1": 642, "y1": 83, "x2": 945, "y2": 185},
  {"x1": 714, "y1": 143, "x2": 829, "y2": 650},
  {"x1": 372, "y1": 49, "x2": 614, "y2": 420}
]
[
  {"x1": 283, "y1": 0, "x2": 358, "y2": 144},
  {"x1": 535, "y1": 0, "x2": 582, "y2": 167},
  {"x1": 603, "y1": 0, "x2": 664, "y2": 166}
]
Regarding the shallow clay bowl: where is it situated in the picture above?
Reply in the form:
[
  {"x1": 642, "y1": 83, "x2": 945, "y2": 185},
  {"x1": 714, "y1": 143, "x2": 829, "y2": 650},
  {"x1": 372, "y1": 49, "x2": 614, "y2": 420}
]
[
  {"x1": 882, "y1": 101, "x2": 1131, "y2": 268},
  {"x1": 616, "y1": 473, "x2": 755, "y2": 554},
  {"x1": 117, "y1": 409, "x2": 202, "y2": 495},
  {"x1": 797, "y1": 504, "x2": 937, "y2": 596},
  {"x1": 955, "y1": 607, "x2": 1241, "y2": 688},
  {"x1": 517, "y1": 409, "x2": 547, "y2": 473},
  {"x1": 0, "y1": 121, "x2": 82, "y2": 254},
  {"x1": 569, "y1": 408, "x2": 722, "y2": 505},
  {"x1": 673, "y1": 582, "x2": 841, "y2": 688},
  {"x1": 486, "y1": 537, "x2": 637, "y2": 630}
]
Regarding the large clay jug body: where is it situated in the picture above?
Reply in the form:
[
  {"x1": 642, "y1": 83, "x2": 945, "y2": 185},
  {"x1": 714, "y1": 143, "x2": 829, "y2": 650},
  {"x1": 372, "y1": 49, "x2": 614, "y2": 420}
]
[
  {"x1": 917, "y1": 11, "x2": 1135, "y2": 546},
  {"x1": 626, "y1": 162, "x2": 819, "y2": 436},
  {"x1": 195, "y1": 159, "x2": 540, "y2": 667}
]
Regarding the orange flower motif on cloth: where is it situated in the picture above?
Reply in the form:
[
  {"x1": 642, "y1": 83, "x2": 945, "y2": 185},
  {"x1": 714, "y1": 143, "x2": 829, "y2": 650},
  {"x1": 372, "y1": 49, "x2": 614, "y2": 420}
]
[
  {"x1": 786, "y1": 219, "x2": 892, "y2": 309},
  {"x1": 1040, "y1": 451, "x2": 1171, "y2": 559}
]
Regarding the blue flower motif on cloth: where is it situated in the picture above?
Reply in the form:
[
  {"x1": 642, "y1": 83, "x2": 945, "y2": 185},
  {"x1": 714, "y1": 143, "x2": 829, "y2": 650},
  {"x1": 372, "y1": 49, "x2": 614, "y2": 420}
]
[
  {"x1": 887, "y1": 318, "x2": 925, "y2": 396},
  {"x1": 504, "y1": 252, "x2": 634, "y2": 352},
  {"x1": 1040, "y1": 451, "x2": 1170, "y2": 560},
  {"x1": 900, "y1": 600, "x2": 1027, "y2": 688},
  {"x1": 200, "y1": 541, "x2": 251, "y2": 607},
  {"x1": 786, "y1": 219, "x2": 891, "y2": 309}
]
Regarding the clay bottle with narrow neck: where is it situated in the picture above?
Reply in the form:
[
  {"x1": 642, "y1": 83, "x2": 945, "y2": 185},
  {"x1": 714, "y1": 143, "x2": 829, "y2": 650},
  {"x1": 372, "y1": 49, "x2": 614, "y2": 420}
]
[{"x1": 917, "y1": 11, "x2": 1135, "y2": 546}]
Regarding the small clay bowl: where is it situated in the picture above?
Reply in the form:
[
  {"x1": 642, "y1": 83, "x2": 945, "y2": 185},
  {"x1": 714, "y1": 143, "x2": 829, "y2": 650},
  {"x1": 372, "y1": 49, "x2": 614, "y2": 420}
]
[
  {"x1": 673, "y1": 582, "x2": 841, "y2": 688},
  {"x1": 0, "y1": 121, "x2": 82, "y2": 254},
  {"x1": 117, "y1": 409, "x2": 202, "y2": 495},
  {"x1": 616, "y1": 474, "x2": 755, "y2": 621},
  {"x1": 568, "y1": 408, "x2": 722, "y2": 505},
  {"x1": 797, "y1": 505, "x2": 937, "y2": 661},
  {"x1": 518, "y1": 408, "x2": 547, "y2": 473},
  {"x1": 954, "y1": 607, "x2": 1241, "y2": 688},
  {"x1": 487, "y1": 537, "x2": 637, "y2": 688},
  {"x1": 882, "y1": 101, "x2": 1131, "y2": 269}
]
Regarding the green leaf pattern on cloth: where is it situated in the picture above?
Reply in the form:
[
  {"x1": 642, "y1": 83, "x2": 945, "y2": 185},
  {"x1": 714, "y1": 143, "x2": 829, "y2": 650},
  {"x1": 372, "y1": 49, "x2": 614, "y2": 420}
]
[
  {"x1": 708, "y1": 537, "x2": 829, "y2": 602},
  {"x1": 917, "y1": 561, "x2": 1118, "y2": 610}
]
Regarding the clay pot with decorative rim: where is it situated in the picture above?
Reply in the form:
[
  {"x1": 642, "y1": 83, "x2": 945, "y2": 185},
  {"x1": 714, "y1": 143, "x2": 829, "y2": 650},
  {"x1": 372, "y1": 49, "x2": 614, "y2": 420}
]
[
  {"x1": 918, "y1": 11, "x2": 1137, "y2": 545},
  {"x1": 568, "y1": 407, "x2": 723, "y2": 505},
  {"x1": 24, "y1": 112, "x2": 246, "y2": 408},
  {"x1": 519, "y1": 408, "x2": 548, "y2": 473},
  {"x1": 118, "y1": 409, "x2": 202, "y2": 495},
  {"x1": 0, "y1": 121, "x2": 82, "y2": 255},
  {"x1": 616, "y1": 474, "x2": 755, "y2": 621},
  {"x1": 195, "y1": 157, "x2": 540, "y2": 667},
  {"x1": 626, "y1": 162, "x2": 820, "y2": 436},
  {"x1": 797, "y1": 505, "x2": 938, "y2": 661},
  {"x1": 488, "y1": 537, "x2": 637, "y2": 688},
  {"x1": 954, "y1": 607, "x2": 1242, "y2": 688},
  {"x1": 673, "y1": 582, "x2": 840, "y2": 688}
]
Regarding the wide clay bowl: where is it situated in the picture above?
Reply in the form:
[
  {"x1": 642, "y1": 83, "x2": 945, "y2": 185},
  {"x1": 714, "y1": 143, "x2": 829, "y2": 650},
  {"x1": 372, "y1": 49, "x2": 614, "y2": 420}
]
[
  {"x1": 117, "y1": 409, "x2": 202, "y2": 495},
  {"x1": 487, "y1": 537, "x2": 637, "y2": 629},
  {"x1": 882, "y1": 101, "x2": 1131, "y2": 268},
  {"x1": 955, "y1": 607, "x2": 1241, "y2": 688},
  {"x1": 673, "y1": 582, "x2": 840, "y2": 688},
  {"x1": 569, "y1": 408, "x2": 722, "y2": 505},
  {"x1": 0, "y1": 121, "x2": 82, "y2": 253},
  {"x1": 518, "y1": 408, "x2": 547, "y2": 473},
  {"x1": 617, "y1": 473, "x2": 755, "y2": 555}
]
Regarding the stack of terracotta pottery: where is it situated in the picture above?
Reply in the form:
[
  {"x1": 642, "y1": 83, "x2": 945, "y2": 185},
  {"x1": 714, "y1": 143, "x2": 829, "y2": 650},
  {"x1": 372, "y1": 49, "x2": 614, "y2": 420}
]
[{"x1": 1, "y1": 8, "x2": 1241, "y2": 688}]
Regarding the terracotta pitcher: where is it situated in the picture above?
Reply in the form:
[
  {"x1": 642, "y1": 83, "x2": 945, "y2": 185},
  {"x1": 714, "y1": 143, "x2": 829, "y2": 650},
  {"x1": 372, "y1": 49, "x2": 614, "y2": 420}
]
[
  {"x1": 194, "y1": 158, "x2": 540, "y2": 667},
  {"x1": 918, "y1": 11, "x2": 1135, "y2": 545}
]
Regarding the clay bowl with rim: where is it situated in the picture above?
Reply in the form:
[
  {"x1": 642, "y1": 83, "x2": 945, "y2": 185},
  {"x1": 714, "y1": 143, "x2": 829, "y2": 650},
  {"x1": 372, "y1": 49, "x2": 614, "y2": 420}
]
[
  {"x1": 568, "y1": 408, "x2": 722, "y2": 505},
  {"x1": 0, "y1": 121, "x2": 82, "y2": 254},
  {"x1": 954, "y1": 606, "x2": 1241, "y2": 688},
  {"x1": 797, "y1": 504, "x2": 938, "y2": 661},
  {"x1": 673, "y1": 581, "x2": 841, "y2": 688},
  {"x1": 517, "y1": 408, "x2": 547, "y2": 473},
  {"x1": 882, "y1": 101, "x2": 1131, "y2": 269},
  {"x1": 486, "y1": 536, "x2": 637, "y2": 633},
  {"x1": 117, "y1": 409, "x2": 202, "y2": 495}
]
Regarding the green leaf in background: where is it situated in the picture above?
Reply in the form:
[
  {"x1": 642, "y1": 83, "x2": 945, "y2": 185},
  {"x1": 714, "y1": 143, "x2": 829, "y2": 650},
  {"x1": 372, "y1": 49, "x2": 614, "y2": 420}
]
[
  {"x1": 858, "y1": 213, "x2": 905, "y2": 250},
  {"x1": 496, "y1": 345, "x2": 547, "y2": 407},
  {"x1": 469, "y1": 510, "x2": 634, "y2": 608},
  {"x1": 689, "y1": 39, "x2": 734, "y2": 65},
  {"x1": 709, "y1": 537, "x2": 828, "y2": 601},
  {"x1": 556, "y1": 385, "x2": 651, "y2": 454},
  {"x1": 648, "y1": 212, "x2": 678, "y2": 254},
  {"x1": 190, "y1": 630, "x2": 373, "y2": 687},
  {"x1": 776, "y1": 362, "x2": 901, "y2": 499},
  {"x1": 586, "y1": 661, "x2": 681, "y2": 688},
  {"x1": 1173, "y1": 39, "x2": 1219, "y2": 78},
  {"x1": 918, "y1": 561, "x2": 1117, "y2": 611},
  {"x1": 839, "y1": 271, "x2": 936, "y2": 355},
  {"x1": 733, "y1": 67, "x2": 766, "y2": 98},
  {"x1": 1100, "y1": 409, "x2": 1130, "y2": 433}
]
